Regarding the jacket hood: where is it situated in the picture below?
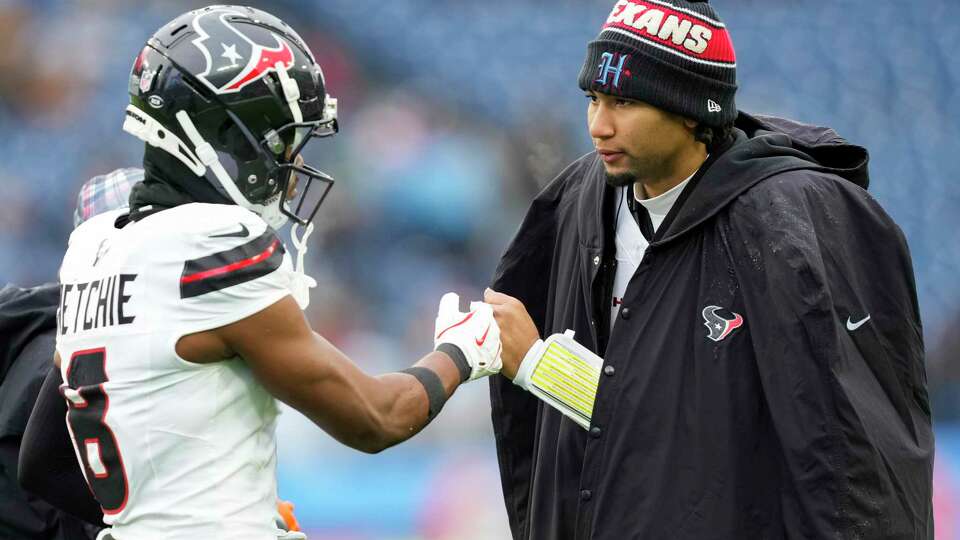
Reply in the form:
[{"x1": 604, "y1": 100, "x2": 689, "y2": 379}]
[
  {"x1": 735, "y1": 112, "x2": 870, "y2": 188},
  {"x1": 650, "y1": 111, "x2": 870, "y2": 244},
  {"x1": 0, "y1": 283, "x2": 58, "y2": 382}
]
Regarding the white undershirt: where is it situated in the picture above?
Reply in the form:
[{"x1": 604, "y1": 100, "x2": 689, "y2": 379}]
[{"x1": 609, "y1": 174, "x2": 693, "y2": 330}]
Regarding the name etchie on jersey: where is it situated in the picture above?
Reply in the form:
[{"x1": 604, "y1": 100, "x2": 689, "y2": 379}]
[{"x1": 57, "y1": 274, "x2": 139, "y2": 336}]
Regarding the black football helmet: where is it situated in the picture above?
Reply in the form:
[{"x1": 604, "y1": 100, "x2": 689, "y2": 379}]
[{"x1": 123, "y1": 5, "x2": 337, "y2": 228}]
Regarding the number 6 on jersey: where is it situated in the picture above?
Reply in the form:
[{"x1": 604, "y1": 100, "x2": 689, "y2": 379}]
[{"x1": 61, "y1": 347, "x2": 129, "y2": 514}]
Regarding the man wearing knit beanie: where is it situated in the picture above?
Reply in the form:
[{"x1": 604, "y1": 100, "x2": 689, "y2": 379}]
[
  {"x1": 580, "y1": 0, "x2": 737, "y2": 128},
  {"x1": 486, "y1": 0, "x2": 934, "y2": 538}
]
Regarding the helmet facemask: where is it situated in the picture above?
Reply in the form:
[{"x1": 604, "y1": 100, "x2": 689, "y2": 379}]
[{"x1": 208, "y1": 87, "x2": 339, "y2": 229}]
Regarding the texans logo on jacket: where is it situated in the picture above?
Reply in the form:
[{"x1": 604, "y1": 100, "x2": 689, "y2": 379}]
[
  {"x1": 702, "y1": 305, "x2": 743, "y2": 342},
  {"x1": 190, "y1": 7, "x2": 294, "y2": 95}
]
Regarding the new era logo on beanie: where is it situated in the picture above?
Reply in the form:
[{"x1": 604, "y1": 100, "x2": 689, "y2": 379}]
[{"x1": 578, "y1": 0, "x2": 738, "y2": 126}]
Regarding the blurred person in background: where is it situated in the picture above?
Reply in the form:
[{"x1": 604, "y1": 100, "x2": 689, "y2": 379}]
[
  {"x1": 0, "y1": 168, "x2": 140, "y2": 540},
  {"x1": 485, "y1": 0, "x2": 934, "y2": 538},
  {"x1": 18, "y1": 5, "x2": 508, "y2": 540}
]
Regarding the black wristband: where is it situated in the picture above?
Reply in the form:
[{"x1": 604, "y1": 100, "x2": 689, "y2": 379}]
[
  {"x1": 401, "y1": 366, "x2": 447, "y2": 422},
  {"x1": 436, "y1": 342, "x2": 471, "y2": 383}
]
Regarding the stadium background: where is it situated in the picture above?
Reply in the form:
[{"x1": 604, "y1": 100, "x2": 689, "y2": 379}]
[{"x1": 0, "y1": 0, "x2": 958, "y2": 537}]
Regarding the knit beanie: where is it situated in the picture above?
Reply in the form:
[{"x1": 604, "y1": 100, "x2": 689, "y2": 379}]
[{"x1": 578, "y1": 0, "x2": 737, "y2": 126}]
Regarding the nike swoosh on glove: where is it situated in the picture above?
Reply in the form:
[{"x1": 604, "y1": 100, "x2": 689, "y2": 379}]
[{"x1": 434, "y1": 292, "x2": 503, "y2": 381}]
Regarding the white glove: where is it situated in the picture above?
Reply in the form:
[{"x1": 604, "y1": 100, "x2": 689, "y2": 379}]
[{"x1": 434, "y1": 292, "x2": 502, "y2": 381}]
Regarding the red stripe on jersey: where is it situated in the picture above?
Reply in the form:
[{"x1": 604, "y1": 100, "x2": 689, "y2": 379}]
[{"x1": 180, "y1": 239, "x2": 280, "y2": 284}]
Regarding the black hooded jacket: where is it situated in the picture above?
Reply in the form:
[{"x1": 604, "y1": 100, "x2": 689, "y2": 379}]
[
  {"x1": 0, "y1": 284, "x2": 100, "y2": 540},
  {"x1": 0, "y1": 284, "x2": 59, "y2": 440},
  {"x1": 489, "y1": 113, "x2": 933, "y2": 539}
]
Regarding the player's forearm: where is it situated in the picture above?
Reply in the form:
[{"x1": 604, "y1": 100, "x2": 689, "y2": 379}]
[
  {"x1": 232, "y1": 296, "x2": 492, "y2": 452},
  {"x1": 364, "y1": 351, "x2": 462, "y2": 451},
  {"x1": 282, "y1": 346, "x2": 460, "y2": 454}
]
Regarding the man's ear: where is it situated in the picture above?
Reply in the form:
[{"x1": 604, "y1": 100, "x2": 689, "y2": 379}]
[{"x1": 682, "y1": 117, "x2": 699, "y2": 131}]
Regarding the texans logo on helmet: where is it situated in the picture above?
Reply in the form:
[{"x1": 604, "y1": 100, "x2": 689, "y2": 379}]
[
  {"x1": 191, "y1": 7, "x2": 294, "y2": 95},
  {"x1": 701, "y1": 305, "x2": 744, "y2": 342}
]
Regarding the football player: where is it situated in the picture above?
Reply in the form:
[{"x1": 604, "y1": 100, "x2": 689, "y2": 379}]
[{"x1": 21, "y1": 6, "x2": 503, "y2": 539}]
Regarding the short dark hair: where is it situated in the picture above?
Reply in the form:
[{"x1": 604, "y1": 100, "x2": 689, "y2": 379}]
[{"x1": 694, "y1": 123, "x2": 735, "y2": 153}]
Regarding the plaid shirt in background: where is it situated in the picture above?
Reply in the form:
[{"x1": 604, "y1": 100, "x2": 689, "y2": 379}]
[{"x1": 73, "y1": 167, "x2": 144, "y2": 228}]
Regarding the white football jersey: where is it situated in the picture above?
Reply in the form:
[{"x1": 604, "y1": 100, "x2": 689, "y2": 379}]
[{"x1": 56, "y1": 203, "x2": 297, "y2": 539}]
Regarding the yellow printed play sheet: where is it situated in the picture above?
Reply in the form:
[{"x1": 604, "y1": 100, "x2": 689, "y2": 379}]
[{"x1": 515, "y1": 331, "x2": 604, "y2": 429}]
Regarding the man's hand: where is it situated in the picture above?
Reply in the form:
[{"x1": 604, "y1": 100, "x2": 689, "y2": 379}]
[
  {"x1": 484, "y1": 288, "x2": 540, "y2": 380},
  {"x1": 434, "y1": 293, "x2": 502, "y2": 380}
]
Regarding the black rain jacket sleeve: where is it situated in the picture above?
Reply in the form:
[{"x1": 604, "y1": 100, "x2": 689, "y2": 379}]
[
  {"x1": 489, "y1": 166, "x2": 570, "y2": 537},
  {"x1": 0, "y1": 283, "x2": 102, "y2": 539},
  {"x1": 20, "y1": 367, "x2": 105, "y2": 527},
  {"x1": 725, "y1": 170, "x2": 932, "y2": 537}
]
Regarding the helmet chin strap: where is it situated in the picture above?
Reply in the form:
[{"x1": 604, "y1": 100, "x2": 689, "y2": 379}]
[
  {"x1": 288, "y1": 222, "x2": 316, "y2": 309},
  {"x1": 123, "y1": 104, "x2": 288, "y2": 225},
  {"x1": 275, "y1": 61, "x2": 304, "y2": 146},
  {"x1": 277, "y1": 60, "x2": 322, "y2": 310},
  {"x1": 173, "y1": 110, "x2": 288, "y2": 229}
]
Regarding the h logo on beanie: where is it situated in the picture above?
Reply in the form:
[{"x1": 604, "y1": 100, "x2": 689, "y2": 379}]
[
  {"x1": 595, "y1": 52, "x2": 630, "y2": 88},
  {"x1": 578, "y1": 0, "x2": 738, "y2": 126}
]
